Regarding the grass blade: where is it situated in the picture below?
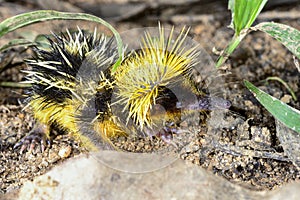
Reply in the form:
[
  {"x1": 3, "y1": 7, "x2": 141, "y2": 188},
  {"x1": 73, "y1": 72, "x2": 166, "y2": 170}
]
[
  {"x1": 216, "y1": 0, "x2": 268, "y2": 68},
  {"x1": 228, "y1": 0, "x2": 268, "y2": 35},
  {"x1": 0, "y1": 39, "x2": 35, "y2": 52},
  {"x1": 0, "y1": 10, "x2": 123, "y2": 70},
  {"x1": 255, "y1": 22, "x2": 300, "y2": 60},
  {"x1": 232, "y1": 0, "x2": 268, "y2": 35},
  {"x1": 0, "y1": 81, "x2": 31, "y2": 88},
  {"x1": 265, "y1": 76, "x2": 297, "y2": 101},
  {"x1": 216, "y1": 33, "x2": 245, "y2": 68},
  {"x1": 244, "y1": 80, "x2": 300, "y2": 134}
]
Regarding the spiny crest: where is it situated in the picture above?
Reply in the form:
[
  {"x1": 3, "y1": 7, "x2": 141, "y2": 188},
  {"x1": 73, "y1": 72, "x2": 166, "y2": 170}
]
[
  {"x1": 25, "y1": 28, "x2": 116, "y2": 104},
  {"x1": 115, "y1": 26, "x2": 199, "y2": 129},
  {"x1": 63, "y1": 28, "x2": 98, "y2": 57}
]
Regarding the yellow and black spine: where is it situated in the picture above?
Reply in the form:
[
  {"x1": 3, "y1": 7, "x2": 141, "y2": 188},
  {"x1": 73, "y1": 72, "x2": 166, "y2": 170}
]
[
  {"x1": 24, "y1": 29, "x2": 120, "y2": 150},
  {"x1": 22, "y1": 26, "x2": 231, "y2": 152}
]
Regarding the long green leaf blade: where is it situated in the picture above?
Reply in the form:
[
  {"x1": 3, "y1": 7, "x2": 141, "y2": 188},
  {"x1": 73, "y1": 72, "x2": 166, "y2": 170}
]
[
  {"x1": 255, "y1": 22, "x2": 300, "y2": 60},
  {"x1": 0, "y1": 39, "x2": 34, "y2": 52},
  {"x1": 0, "y1": 10, "x2": 123, "y2": 70},
  {"x1": 233, "y1": 0, "x2": 268, "y2": 35},
  {"x1": 216, "y1": 0, "x2": 267, "y2": 67},
  {"x1": 244, "y1": 80, "x2": 300, "y2": 134}
]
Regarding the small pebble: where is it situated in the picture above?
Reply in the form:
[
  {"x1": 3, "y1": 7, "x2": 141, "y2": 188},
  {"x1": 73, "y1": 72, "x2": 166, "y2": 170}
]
[
  {"x1": 58, "y1": 145, "x2": 72, "y2": 158},
  {"x1": 48, "y1": 150, "x2": 60, "y2": 164},
  {"x1": 280, "y1": 94, "x2": 292, "y2": 103}
]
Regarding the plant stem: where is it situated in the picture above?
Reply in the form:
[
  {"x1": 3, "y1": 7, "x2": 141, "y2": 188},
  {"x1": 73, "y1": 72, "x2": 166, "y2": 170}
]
[
  {"x1": 0, "y1": 82, "x2": 31, "y2": 88},
  {"x1": 216, "y1": 33, "x2": 246, "y2": 68},
  {"x1": 266, "y1": 76, "x2": 298, "y2": 101}
]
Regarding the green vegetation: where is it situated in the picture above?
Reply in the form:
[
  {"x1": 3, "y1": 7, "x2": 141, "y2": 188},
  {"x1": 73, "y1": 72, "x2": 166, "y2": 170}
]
[
  {"x1": 0, "y1": 3, "x2": 299, "y2": 137},
  {"x1": 216, "y1": 0, "x2": 268, "y2": 67},
  {"x1": 0, "y1": 10, "x2": 123, "y2": 71},
  {"x1": 218, "y1": 0, "x2": 300, "y2": 135}
]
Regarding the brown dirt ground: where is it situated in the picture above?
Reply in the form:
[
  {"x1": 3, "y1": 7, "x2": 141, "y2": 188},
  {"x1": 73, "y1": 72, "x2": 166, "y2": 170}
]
[{"x1": 0, "y1": 0, "x2": 300, "y2": 195}]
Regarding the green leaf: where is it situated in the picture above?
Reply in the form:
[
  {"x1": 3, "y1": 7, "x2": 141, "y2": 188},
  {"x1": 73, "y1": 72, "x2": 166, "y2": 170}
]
[
  {"x1": 265, "y1": 76, "x2": 297, "y2": 101},
  {"x1": 216, "y1": 0, "x2": 267, "y2": 68},
  {"x1": 244, "y1": 80, "x2": 300, "y2": 134},
  {"x1": 255, "y1": 22, "x2": 300, "y2": 60},
  {"x1": 0, "y1": 81, "x2": 31, "y2": 88},
  {"x1": 232, "y1": 0, "x2": 268, "y2": 35},
  {"x1": 0, "y1": 10, "x2": 123, "y2": 70},
  {"x1": 0, "y1": 39, "x2": 35, "y2": 52}
]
